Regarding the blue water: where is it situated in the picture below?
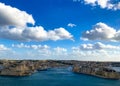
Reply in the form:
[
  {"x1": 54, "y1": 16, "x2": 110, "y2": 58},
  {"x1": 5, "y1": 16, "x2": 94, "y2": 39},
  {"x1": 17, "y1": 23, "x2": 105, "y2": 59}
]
[{"x1": 0, "y1": 67, "x2": 120, "y2": 86}]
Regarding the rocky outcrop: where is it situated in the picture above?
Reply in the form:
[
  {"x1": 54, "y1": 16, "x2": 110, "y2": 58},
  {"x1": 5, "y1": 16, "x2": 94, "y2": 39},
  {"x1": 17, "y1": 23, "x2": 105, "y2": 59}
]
[
  {"x1": 0, "y1": 60, "x2": 70, "y2": 76},
  {"x1": 73, "y1": 65, "x2": 120, "y2": 80}
]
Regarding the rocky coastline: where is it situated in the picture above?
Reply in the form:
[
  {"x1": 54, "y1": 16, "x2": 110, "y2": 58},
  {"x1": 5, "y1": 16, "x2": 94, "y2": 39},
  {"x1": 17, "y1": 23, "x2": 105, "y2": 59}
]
[
  {"x1": 72, "y1": 61, "x2": 120, "y2": 80},
  {"x1": 0, "y1": 60, "x2": 120, "y2": 79},
  {"x1": 0, "y1": 60, "x2": 71, "y2": 76},
  {"x1": 73, "y1": 66, "x2": 120, "y2": 80}
]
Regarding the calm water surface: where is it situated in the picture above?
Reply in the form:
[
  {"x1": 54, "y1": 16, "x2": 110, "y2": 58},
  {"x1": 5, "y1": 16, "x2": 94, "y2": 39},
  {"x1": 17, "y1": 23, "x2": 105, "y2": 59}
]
[{"x1": 0, "y1": 67, "x2": 120, "y2": 86}]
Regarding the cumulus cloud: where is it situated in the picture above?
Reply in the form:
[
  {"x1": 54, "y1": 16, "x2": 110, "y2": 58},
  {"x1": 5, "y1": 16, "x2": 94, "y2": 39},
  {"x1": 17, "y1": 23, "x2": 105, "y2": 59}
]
[
  {"x1": 0, "y1": 26, "x2": 73, "y2": 41},
  {"x1": 80, "y1": 42, "x2": 120, "y2": 50},
  {"x1": 67, "y1": 23, "x2": 76, "y2": 28},
  {"x1": 48, "y1": 27, "x2": 73, "y2": 41},
  {"x1": 0, "y1": 44, "x2": 9, "y2": 51},
  {"x1": 0, "y1": 2, "x2": 35, "y2": 27},
  {"x1": 70, "y1": 42, "x2": 120, "y2": 61},
  {"x1": 1, "y1": 42, "x2": 120, "y2": 61},
  {"x1": 12, "y1": 43, "x2": 50, "y2": 50},
  {"x1": 0, "y1": 3, "x2": 73, "y2": 42},
  {"x1": 83, "y1": 0, "x2": 120, "y2": 10},
  {"x1": 81, "y1": 22, "x2": 120, "y2": 41},
  {"x1": 11, "y1": 44, "x2": 68, "y2": 60},
  {"x1": 12, "y1": 44, "x2": 68, "y2": 58},
  {"x1": 11, "y1": 43, "x2": 51, "y2": 59},
  {"x1": 54, "y1": 47, "x2": 67, "y2": 53},
  {"x1": 72, "y1": 42, "x2": 120, "y2": 54},
  {"x1": 22, "y1": 26, "x2": 48, "y2": 41}
]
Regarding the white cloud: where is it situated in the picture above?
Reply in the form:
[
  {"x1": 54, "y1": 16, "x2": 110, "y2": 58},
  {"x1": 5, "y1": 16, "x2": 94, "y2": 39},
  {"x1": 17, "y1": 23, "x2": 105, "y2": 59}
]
[
  {"x1": 0, "y1": 27, "x2": 24, "y2": 41},
  {"x1": 54, "y1": 47, "x2": 67, "y2": 54},
  {"x1": 11, "y1": 43, "x2": 51, "y2": 59},
  {"x1": 83, "y1": 0, "x2": 120, "y2": 10},
  {"x1": 80, "y1": 42, "x2": 120, "y2": 50},
  {"x1": 0, "y1": 2, "x2": 73, "y2": 42},
  {"x1": 11, "y1": 45, "x2": 68, "y2": 60},
  {"x1": 12, "y1": 43, "x2": 30, "y2": 48},
  {"x1": 48, "y1": 27, "x2": 73, "y2": 41},
  {"x1": 1, "y1": 43, "x2": 120, "y2": 61},
  {"x1": 12, "y1": 44, "x2": 68, "y2": 59},
  {"x1": 84, "y1": 0, "x2": 97, "y2": 6},
  {"x1": 49, "y1": 47, "x2": 68, "y2": 59},
  {"x1": 0, "y1": 2, "x2": 35, "y2": 27},
  {"x1": 67, "y1": 23, "x2": 76, "y2": 28},
  {"x1": 70, "y1": 42, "x2": 120, "y2": 61},
  {"x1": 0, "y1": 26, "x2": 73, "y2": 41},
  {"x1": 81, "y1": 22, "x2": 120, "y2": 41},
  {"x1": 22, "y1": 26, "x2": 48, "y2": 41},
  {"x1": 12, "y1": 43, "x2": 50, "y2": 50},
  {"x1": 97, "y1": 0, "x2": 109, "y2": 8},
  {"x1": 13, "y1": 44, "x2": 67, "y2": 53},
  {"x1": 0, "y1": 44, "x2": 9, "y2": 51}
]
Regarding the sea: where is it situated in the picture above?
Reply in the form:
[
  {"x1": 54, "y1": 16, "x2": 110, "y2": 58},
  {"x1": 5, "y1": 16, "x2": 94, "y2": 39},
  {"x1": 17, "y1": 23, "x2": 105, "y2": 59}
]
[{"x1": 0, "y1": 67, "x2": 120, "y2": 86}]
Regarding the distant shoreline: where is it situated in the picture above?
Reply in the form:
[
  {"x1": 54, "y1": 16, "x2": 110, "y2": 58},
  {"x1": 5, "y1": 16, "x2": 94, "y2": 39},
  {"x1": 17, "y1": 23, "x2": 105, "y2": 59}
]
[
  {"x1": 1, "y1": 59, "x2": 120, "y2": 62},
  {"x1": 0, "y1": 60, "x2": 120, "y2": 79}
]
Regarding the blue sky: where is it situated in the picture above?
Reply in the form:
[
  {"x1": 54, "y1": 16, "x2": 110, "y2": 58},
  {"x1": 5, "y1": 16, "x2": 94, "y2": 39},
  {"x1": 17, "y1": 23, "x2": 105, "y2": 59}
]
[{"x1": 0, "y1": 0, "x2": 120, "y2": 61}]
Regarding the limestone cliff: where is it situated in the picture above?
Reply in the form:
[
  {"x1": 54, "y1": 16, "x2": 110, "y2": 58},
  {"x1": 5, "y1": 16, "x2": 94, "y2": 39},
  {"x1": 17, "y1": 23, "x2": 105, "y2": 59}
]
[{"x1": 73, "y1": 66, "x2": 120, "y2": 79}]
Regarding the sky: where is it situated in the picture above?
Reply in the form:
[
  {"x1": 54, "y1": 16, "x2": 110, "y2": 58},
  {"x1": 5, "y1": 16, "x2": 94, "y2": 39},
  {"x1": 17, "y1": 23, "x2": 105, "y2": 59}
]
[{"x1": 0, "y1": 0, "x2": 120, "y2": 61}]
